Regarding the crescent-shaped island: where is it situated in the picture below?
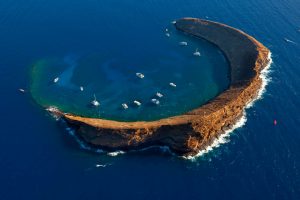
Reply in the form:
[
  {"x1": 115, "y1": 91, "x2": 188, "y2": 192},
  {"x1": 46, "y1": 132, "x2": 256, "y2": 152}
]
[{"x1": 47, "y1": 18, "x2": 271, "y2": 157}]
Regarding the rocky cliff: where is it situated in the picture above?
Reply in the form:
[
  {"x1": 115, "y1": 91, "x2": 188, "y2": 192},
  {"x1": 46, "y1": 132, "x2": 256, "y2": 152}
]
[{"x1": 49, "y1": 18, "x2": 270, "y2": 156}]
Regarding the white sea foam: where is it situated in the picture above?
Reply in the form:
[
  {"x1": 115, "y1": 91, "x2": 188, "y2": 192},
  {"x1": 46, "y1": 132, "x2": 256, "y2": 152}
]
[
  {"x1": 183, "y1": 113, "x2": 247, "y2": 160},
  {"x1": 246, "y1": 52, "x2": 273, "y2": 108},
  {"x1": 107, "y1": 151, "x2": 125, "y2": 157},
  {"x1": 46, "y1": 106, "x2": 61, "y2": 121},
  {"x1": 49, "y1": 53, "x2": 272, "y2": 160},
  {"x1": 183, "y1": 52, "x2": 273, "y2": 160},
  {"x1": 96, "y1": 54, "x2": 273, "y2": 159}
]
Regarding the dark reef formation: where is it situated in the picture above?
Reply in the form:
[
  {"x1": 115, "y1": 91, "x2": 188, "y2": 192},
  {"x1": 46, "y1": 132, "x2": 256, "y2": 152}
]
[{"x1": 48, "y1": 18, "x2": 270, "y2": 156}]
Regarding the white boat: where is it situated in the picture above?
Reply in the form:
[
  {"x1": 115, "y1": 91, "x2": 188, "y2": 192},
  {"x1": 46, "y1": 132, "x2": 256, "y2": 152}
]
[
  {"x1": 165, "y1": 33, "x2": 170, "y2": 37},
  {"x1": 193, "y1": 48, "x2": 201, "y2": 56},
  {"x1": 179, "y1": 41, "x2": 188, "y2": 46},
  {"x1": 96, "y1": 164, "x2": 106, "y2": 168},
  {"x1": 53, "y1": 77, "x2": 59, "y2": 83},
  {"x1": 80, "y1": 86, "x2": 84, "y2": 91},
  {"x1": 156, "y1": 92, "x2": 163, "y2": 98},
  {"x1": 19, "y1": 88, "x2": 25, "y2": 93},
  {"x1": 91, "y1": 94, "x2": 100, "y2": 107},
  {"x1": 136, "y1": 72, "x2": 144, "y2": 79},
  {"x1": 151, "y1": 98, "x2": 160, "y2": 105},
  {"x1": 122, "y1": 103, "x2": 128, "y2": 109},
  {"x1": 169, "y1": 82, "x2": 177, "y2": 87},
  {"x1": 171, "y1": 20, "x2": 176, "y2": 24},
  {"x1": 133, "y1": 100, "x2": 141, "y2": 106},
  {"x1": 165, "y1": 28, "x2": 169, "y2": 32}
]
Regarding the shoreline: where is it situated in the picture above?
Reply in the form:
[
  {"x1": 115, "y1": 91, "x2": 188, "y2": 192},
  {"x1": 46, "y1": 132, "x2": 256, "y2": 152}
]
[
  {"x1": 47, "y1": 18, "x2": 271, "y2": 157},
  {"x1": 184, "y1": 52, "x2": 272, "y2": 160}
]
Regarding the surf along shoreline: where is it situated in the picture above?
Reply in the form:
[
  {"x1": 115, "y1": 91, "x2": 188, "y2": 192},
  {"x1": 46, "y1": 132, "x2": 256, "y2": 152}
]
[{"x1": 47, "y1": 18, "x2": 271, "y2": 157}]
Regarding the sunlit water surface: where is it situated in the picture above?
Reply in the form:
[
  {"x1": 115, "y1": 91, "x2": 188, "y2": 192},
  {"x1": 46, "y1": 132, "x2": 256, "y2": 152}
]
[
  {"x1": 30, "y1": 25, "x2": 229, "y2": 121},
  {"x1": 0, "y1": 0, "x2": 299, "y2": 199}
]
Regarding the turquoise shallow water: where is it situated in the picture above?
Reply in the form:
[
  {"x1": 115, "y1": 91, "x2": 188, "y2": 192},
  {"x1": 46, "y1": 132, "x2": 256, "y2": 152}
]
[
  {"x1": 0, "y1": 0, "x2": 300, "y2": 199},
  {"x1": 30, "y1": 24, "x2": 229, "y2": 121}
]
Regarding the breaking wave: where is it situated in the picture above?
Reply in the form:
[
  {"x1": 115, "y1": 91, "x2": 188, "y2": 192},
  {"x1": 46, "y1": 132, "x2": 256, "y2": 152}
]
[
  {"x1": 107, "y1": 151, "x2": 125, "y2": 157},
  {"x1": 184, "y1": 52, "x2": 273, "y2": 160},
  {"x1": 51, "y1": 53, "x2": 273, "y2": 161}
]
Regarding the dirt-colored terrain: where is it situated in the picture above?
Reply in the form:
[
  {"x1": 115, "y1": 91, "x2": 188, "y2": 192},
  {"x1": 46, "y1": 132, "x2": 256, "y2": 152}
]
[{"x1": 49, "y1": 18, "x2": 270, "y2": 156}]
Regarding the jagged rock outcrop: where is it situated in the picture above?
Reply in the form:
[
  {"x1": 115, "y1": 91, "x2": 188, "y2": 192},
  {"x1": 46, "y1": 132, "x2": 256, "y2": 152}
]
[{"x1": 49, "y1": 18, "x2": 270, "y2": 156}]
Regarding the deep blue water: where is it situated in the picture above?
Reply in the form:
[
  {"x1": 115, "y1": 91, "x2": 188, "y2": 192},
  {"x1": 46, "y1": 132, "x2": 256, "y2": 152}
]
[{"x1": 0, "y1": 0, "x2": 300, "y2": 199}]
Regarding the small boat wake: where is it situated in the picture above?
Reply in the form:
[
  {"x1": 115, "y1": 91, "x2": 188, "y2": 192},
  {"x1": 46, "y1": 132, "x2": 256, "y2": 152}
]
[
  {"x1": 284, "y1": 38, "x2": 297, "y2": 45},
  {"x1": 90, "y1": 94, "x2": 100, "y2": 107},
  {"x1": 95, "y1": 163, "x2": 112, "y2": 168}
]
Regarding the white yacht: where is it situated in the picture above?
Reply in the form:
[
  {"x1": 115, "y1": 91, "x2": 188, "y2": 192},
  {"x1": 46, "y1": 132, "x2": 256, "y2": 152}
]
[
  {"x1": 80, "y1": 86, "x2": 84, "y2": 91},
  {"x1": 122, "y1": 103, "x2": 128, "y2": 109},
  {"x1": 156, "y1": 92, "x2": 163, "y2": 98},
  {"x1": 193, "y1": 48, "x2": 201, "y2": 56},
  {"x1": 165, "y1": 28, "x2": 169, "y2": 32},
  {"x1": 91, "y1": 94, "x2": 100, "y2": 107},
  {"x1": 96, "y1": 164, "x2": 106, "y2": 168},
  {"x1": 169, "y1": 82, "x2": 177, "y2": 87},
  {"x1": 179, "y1": 41, "x2": 188, "y2": 46},
  {"x1": 53, "y1": 77, "x2": 59, "y2": 83},
  {"x1": 136, "y1": 72, "x2": 145, "y2": 79},
  {"x1": 19, "y1": 88, "x2": 25, "y2": 93},
  {"x1": 171, "y1": 20, "x2": 176, "y2": 24},
  {"x1": 133, "y1": 100, "x2": 141, "y2": 106},
  {"x1": 165, "y1": 33, "x2": 170, "y2": 37},
  {"x1": 151, "y1": 98, "x2": 160, "y2": 105}
]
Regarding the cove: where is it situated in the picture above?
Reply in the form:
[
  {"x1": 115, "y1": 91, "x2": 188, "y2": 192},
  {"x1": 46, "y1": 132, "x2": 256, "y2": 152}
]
[{"x1": 30, "y1": 25, "x2": 230, "y2": 121}]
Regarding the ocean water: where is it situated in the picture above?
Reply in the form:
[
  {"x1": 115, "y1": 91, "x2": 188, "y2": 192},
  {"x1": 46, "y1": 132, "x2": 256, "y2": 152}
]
[
  {"x1": 29, "y1": 26, "x2": 229, "y2": 121},
  {"x1": 0, "y1": 0, "x2": 299, "y2": 199}
]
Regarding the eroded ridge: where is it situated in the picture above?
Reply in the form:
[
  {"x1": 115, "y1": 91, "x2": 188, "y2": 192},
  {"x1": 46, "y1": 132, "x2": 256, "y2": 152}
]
[{"x1": 47, "y1": 18, "x2": 270, "y2": 156}]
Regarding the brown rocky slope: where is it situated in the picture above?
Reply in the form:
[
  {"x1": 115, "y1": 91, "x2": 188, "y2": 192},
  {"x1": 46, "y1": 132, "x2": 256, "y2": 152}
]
[{"x1": 48, "y1": 18, "x2": 270, "y2": 156}]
